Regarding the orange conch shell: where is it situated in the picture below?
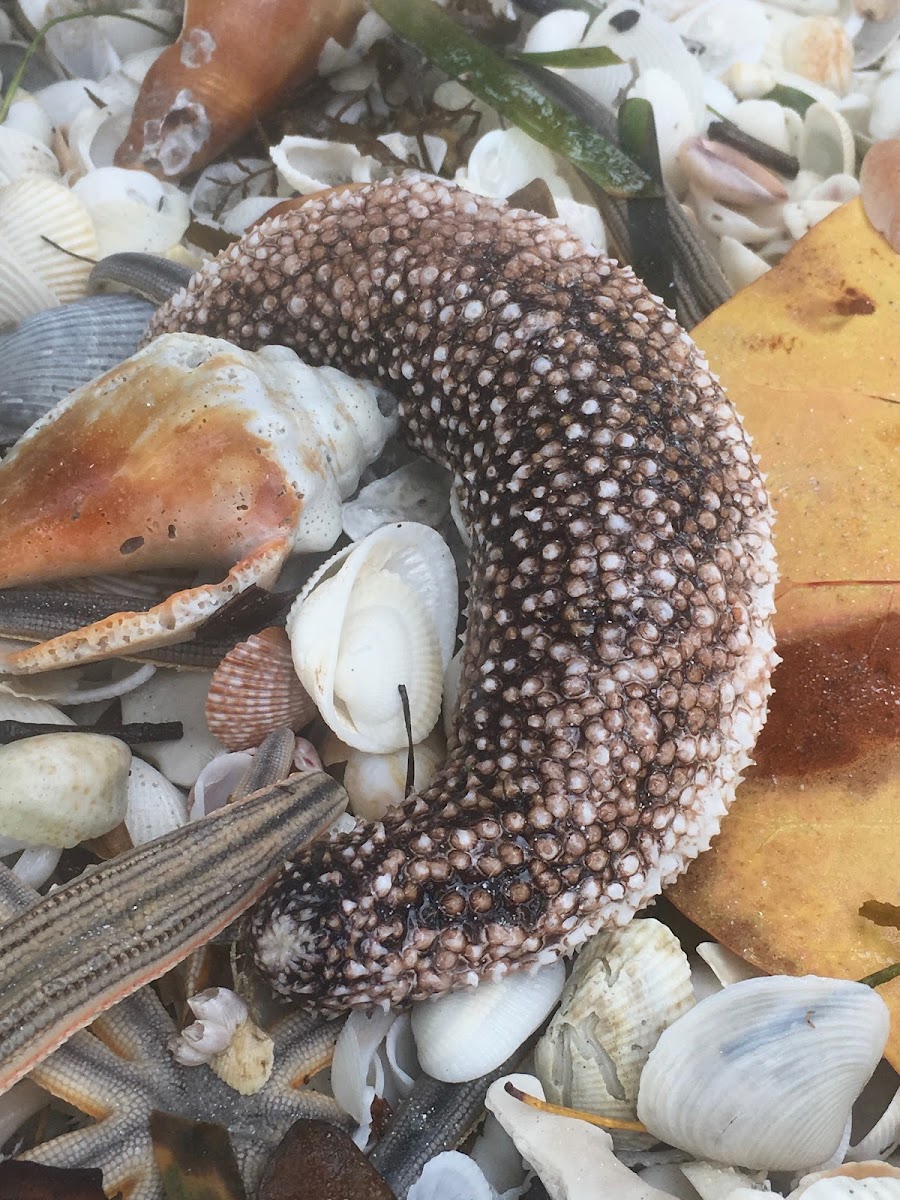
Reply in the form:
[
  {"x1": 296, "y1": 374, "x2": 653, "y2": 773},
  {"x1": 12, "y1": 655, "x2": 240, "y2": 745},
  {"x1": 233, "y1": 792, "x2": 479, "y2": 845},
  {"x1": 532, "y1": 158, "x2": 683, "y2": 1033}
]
[
  {"x1": 0, "y1": 333, "x2": 393, "y2": 673},
  {"x1": 114, "y1": 0, "x2": 367, "y2": 179}
]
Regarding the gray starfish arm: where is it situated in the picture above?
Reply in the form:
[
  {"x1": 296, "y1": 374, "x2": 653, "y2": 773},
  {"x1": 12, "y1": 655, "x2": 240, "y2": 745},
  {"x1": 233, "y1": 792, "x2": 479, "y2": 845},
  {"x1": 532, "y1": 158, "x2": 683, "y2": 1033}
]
[
  {"x1": 20, "y1": 1110, "x2": 162, "y2": 1200},
  {"x1": 29, "y1": 1029, "x2": 155, "y2": 1118},
  {"x1": 90, "y1": 990, "x2": 184, "y2": 1096},
  {"x1": 267, "y1": 1010, "x2": 345, "y2": 1090},
  {"x1": 0, "y1": 862, "x2": 39, "y2": 920}
]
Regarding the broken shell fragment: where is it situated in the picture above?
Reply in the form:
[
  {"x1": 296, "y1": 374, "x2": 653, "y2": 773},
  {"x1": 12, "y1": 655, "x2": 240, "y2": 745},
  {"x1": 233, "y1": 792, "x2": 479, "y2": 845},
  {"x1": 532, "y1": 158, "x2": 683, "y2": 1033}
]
[
  {"x1": 486, "y1": 1073, "x2": 673, "y2": 1200},
  {"x1": 115, "y1": 0, "x2": 367, "y2": 179},
  {"x1": 0, "y1": 732, "x2": 130, "y2": 850},
  {"x1": 287, "y1": 523, "x2": 458, "y2": 754},
  {"x1": 411, "y1": 960, "x2": 566, "y2": 1084},
  {"x1": 635, "y1": 975, "x2": 890, "y2": 1170},
  {"x1": 205, "y1": 628, "x2": 317, "y2": 752},
  {"x1": 860, "y1": 138, "x2": 900, "y2": 251},
  {"x1": 534, "y1": 919, "x2": 694, "y2": 1133},
  {"x1": 0, "y1": 334, "x2": 393, "y2": 674}
]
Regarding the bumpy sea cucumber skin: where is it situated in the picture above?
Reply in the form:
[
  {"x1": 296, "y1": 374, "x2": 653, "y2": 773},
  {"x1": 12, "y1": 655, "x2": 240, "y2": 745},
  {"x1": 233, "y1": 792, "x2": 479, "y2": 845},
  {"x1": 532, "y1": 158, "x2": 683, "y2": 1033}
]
[{"x1": 150, "y1": 177, "x2": 777, "y2": 1011}]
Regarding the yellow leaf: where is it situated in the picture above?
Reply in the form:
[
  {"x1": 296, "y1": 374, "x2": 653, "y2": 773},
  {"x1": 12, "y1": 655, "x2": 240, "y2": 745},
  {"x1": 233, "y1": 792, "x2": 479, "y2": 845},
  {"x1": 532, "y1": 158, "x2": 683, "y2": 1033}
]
[{"x1": 670, "y1": 198, "x2": 900, "y2": 1067}]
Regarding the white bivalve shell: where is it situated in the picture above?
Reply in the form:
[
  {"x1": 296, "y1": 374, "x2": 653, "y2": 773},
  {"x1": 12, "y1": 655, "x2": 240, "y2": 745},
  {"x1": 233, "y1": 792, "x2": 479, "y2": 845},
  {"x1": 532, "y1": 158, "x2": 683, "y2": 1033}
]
[
  {"x1": 287, "y1": 522, "x2": 458, "y2": 754},
  {"x1": 636, "y1": 975, "x2": 890, "y2": 1170},
  {"x1": 319, "y1": 728, "x2": 446, "y2": 821},
  {"x1": 534, "y1": 919, "x2": 694, "y2": 1133},
  {"x1": 411, "y1": 960, "x2": 565, "y2": 1083}
]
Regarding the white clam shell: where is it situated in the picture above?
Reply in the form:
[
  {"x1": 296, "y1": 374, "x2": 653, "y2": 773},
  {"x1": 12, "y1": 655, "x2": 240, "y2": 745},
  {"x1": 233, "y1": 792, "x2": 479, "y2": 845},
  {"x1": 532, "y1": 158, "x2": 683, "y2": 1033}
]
[
  {"x1": 636, "y1": 975, "x2": 891, "y2": 1170},
  {"x1": 0, "y1": 690, "x2": 74, "y2": 726},
  {"x1": 411, "y1": 960, "x2": 565, "y2": 1084},
  {"x1": 16, "y1": 0, "x2": 173, "y2": 79},
  {"x1": 124, "y1": 756, "x2": 188, "y2": 844},
  {"x1": 730, "y1": 98, "x2": 802, "y2": 155},
  {"x1": 680, "y1": 1160, "x2": 769, "y2": 1198},
  {"x1": 269, "y1": 135, "x2": 378, "y2": 195},
  {"x1": 319, "y1": 727, "x2": 446, "y2": 821},
  {"x1": 584, "y1": 1, "x2": 706, "y2": 124},
  {"x1": 122, "y1": 669, "x2": 224, "y2": 789},
  {"x1": 675, "y1": 0, "x2": 772, "y2": 76},
  {"x1": 71, "y1": 166, "x2": 190, "y2": 257},
  {"x1": 522, "y1": 9, "x2": 590, "y2": 55},
  {"x1": 0, "y1": 124, "x2": 59, "y2": 186},
  {"x1": 188, "y1": 156, "x2": 286, "y2": 231},
  {"x1": 0, "y1": 732, "x2": 130, "y2": 849},
  {"x1": 407, "y1": 1151, "x2": 497, "y2": 1200},
  {"x1": 0, "y1": 176, "x2": 98, "y2": 301},
  {"x1": 288, "y1": 523, "x2": 458, "y2": 754},
  {"x1": 534, "y1": 919, "x2": 694, "y2": 1131},
  {"x1": 459, "y1": 127, "x2": 572, "y2": 202}
]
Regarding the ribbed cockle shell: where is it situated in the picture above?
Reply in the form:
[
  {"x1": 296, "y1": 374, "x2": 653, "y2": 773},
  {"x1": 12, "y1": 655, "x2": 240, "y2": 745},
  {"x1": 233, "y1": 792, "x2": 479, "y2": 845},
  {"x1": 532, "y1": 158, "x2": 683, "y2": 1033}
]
[
  {"x1": 287, "y1": 523, "x2": 458, "y2": 754},
  {"x1": 205, "y1": 627, "x2": 317, "y2": 751}
]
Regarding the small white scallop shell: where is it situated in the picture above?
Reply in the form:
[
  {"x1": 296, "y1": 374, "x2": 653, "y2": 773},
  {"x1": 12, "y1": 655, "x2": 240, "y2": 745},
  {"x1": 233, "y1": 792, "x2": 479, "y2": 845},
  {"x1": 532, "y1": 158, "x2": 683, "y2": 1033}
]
[
  {"x1": 124, "y1": 757, "x2": 187, "y2": 845},
  {"x1": 288, "y1": 523, "x2": 458, "y2": 754},
  {"x1": 318, "y1": 727, "x2": 446, "y2": 821},
  {"x1": 521, "y1": 8, "x2": 589, "y2": 55},
  {"x1": 411, "y1": 960, "x2": 566, "y2": 1084},
  {"x1": 635, "y1": 975, "x2": 890, "y2": 1171},
  {"x1": 534, "y1": 919, "x2": 694, "y2": 1133},
  {"x1": 0, "y1": 176, "x2": 98, "y2": 301}
]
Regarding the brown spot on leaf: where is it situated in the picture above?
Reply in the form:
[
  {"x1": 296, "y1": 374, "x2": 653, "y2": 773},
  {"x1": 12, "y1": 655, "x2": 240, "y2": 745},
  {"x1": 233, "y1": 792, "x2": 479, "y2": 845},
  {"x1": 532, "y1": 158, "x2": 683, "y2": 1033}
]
[{"x1": 833, "y1": 286, "x2": 876, "y2": 316}]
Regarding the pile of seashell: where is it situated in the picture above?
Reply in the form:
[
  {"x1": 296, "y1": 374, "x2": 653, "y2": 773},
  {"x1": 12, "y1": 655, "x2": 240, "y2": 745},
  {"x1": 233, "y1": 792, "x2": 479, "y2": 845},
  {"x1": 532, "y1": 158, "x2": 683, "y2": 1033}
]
[{"x1": 0, "y1": 0, "x2": 898, "y2": 1197}]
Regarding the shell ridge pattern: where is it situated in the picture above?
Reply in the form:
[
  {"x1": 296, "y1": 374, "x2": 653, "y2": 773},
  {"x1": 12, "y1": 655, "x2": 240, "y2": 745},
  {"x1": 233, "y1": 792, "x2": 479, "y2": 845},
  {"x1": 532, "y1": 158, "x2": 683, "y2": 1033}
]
[{"x1": 149, "y1": 178, "x2": 778, "y2": 1010}]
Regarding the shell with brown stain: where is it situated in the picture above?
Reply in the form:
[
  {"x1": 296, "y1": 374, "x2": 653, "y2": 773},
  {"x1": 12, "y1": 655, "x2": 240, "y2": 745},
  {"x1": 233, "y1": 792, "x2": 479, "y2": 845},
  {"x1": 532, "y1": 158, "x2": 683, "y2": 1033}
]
[
  {"x1": 114, "y1": 0, "x2": 366, "y2": 180},
  {"x1": 0, "y1": 333, "x2": 394, "y2": 674}
]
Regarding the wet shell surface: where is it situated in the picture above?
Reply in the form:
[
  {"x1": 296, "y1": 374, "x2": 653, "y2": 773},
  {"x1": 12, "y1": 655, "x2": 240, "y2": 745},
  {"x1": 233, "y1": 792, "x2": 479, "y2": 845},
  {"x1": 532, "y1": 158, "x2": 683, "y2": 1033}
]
[
  {"x1": 411, "y1": 959, "x2": 566, "y2": 1083},
  {"x1": 0, "y1": 294, "x2": 154, "y2": 443},
  {"x1": 635, "y1": 975, "x2": 890, "y2": 1170},
  {"x1": 0, "y1": 732, "x2": 131, "y2": 850},
  {"x1": 205, "y1": 627, "x2": 317, "y2": 752},
  {"x1": 287, "y1": 522, "x2": 458, "y2": 754},
  {"x1": 534, "y1": 918, "x2": 694, "y2": 1131}
]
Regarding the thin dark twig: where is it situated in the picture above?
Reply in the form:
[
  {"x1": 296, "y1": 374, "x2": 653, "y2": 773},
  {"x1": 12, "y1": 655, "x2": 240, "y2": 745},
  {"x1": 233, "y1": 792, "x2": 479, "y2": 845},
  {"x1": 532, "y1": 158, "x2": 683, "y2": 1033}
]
[{"x1": 398, "y1": 684, "x2": 415, "y2": 798}]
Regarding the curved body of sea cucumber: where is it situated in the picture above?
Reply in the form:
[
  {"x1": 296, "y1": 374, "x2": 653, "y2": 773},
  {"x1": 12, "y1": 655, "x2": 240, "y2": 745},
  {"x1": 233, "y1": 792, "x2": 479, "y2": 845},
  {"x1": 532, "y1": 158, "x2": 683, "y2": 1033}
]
[{"x1": 149, "y1": 177, "x2": 777, "y2": 1011}]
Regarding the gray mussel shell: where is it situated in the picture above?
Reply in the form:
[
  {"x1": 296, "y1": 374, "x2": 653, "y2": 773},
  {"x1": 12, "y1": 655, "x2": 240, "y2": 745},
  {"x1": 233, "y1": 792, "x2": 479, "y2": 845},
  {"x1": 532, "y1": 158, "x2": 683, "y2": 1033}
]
[{"x1": 0, "y1": 293, "x2": 154, "y2": 443}]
